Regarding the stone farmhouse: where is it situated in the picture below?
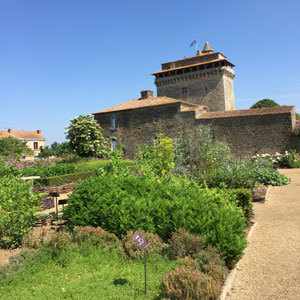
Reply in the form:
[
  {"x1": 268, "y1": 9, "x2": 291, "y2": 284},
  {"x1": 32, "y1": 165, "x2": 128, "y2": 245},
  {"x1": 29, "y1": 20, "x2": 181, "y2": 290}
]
[
  {"x1": 93, "y1": 41, "x2": 298, "y2": 157},
  {"x1": 0, "y1": 128, "x2": 46, "y2": 160}
]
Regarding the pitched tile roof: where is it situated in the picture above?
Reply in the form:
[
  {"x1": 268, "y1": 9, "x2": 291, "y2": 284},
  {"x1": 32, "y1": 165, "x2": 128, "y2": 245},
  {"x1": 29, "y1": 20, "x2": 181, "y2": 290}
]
[
  {"x1": 93, "y1": 96, "x2": 205, "y2": 115},
  {"x1": 0, "y1": 130, "x2": 45, "y2": 140},
  {"x1": 152, "y1": 59, "x2": 234, "y2": 75},
  {"x1": 197, "y1": 106, "x2": 295, "y2": 119}
]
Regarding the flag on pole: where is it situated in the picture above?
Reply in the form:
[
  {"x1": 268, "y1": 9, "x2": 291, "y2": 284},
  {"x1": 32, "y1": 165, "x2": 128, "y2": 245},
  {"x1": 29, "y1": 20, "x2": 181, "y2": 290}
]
[{"x1": 190, "y1": 40, "x2": 197, "y2": 47}]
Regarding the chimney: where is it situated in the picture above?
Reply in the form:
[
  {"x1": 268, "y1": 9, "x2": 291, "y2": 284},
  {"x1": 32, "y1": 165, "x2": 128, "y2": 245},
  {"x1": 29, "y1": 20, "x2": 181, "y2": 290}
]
[
  {"x1": 37, "y1": 129, "x2": 41, "y2": 134},
  {"x1": 8, "y1": 128, "x2": 12, "y2": 133},
  {"x1": 140, "y1": 90, "x2": 153, "y2": 99}
]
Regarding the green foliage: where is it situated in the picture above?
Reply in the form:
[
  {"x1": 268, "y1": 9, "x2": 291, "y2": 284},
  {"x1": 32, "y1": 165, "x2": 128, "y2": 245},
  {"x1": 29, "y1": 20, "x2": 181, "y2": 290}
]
[
  {"x1": 63, "y1": 174, "x2": 247, "y2": 266},
  {"x1": 21, "y1": 163, "x2": 76, "y2": 178},
  {"x1": 50, "y1": 141, "x2": 72, "y2": 156},
  {"x1": 250, "y1": 99, "x2": 279, "y2": 109},
  {"x1": 0, "y1": 176, "x2": 41, "y2": 248},
  {"x1": 0, "y1": 249, "x2": 38, "y2": 280},
  {"x1": 277, "y1": 150, "x2": 300, "y2": 168},
  {"x1": 0, "y1": 159, "x2": 20, "y2": 177},
  {"x1": 296, "y1": 112, "x2": 300, "y2": 120},
  {"x1": 0, "y1": 137, "x2": 34, "y2": 159},
  {"x1": 38, "y1": 146, "x2": 54, "y2": 158},
  {"x1": 174, "y1": 126, "x2": 231, "y2": 176},
  {"x1": 255, "y1": 167, "x2": 290, "y2": 186},
  {"x1": 135, "y1": 133, "x2": 175, "y2": 177},
  {"x1": 227, "y1": 189, "x2": 253, "y2": 221},
  {"x1": 66, "y1": 114, "x2": 110, "y2": 158},
  {"x1": 34, "y1": 171, "x2": 96, "y2": 186},
  {"x1": 0, "y1": 238, "x2": 177, "y2": 299}
]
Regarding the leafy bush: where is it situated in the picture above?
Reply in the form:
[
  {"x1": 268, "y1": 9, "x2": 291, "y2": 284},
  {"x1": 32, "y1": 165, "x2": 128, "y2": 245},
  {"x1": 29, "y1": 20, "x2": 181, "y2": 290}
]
[
  {"x1": 276, "y1": 150, "x2": 300, "y2": 168},
  {"x1": 0, "y1": 177, "x2": 41, "y2": 248},
  {"x1": 161, "y1": 257, "x2": 221, "y2": 300},
  {"x1": 166, "y1": 228, "x2": 205, "y2": 259},
  {"x1": 0, "y1": 159, "x2": 21, "y2": 177},
  {"x1": 250, "y1": 99, "x2": 279, "y2": 109},
  {"x1": 63, "y1": 174, "x2": 247, "y2": 266},
  {"x1": 135, "y1": 133, "x2": 175, "y2": 177},
  {"x1": 174, "y1": 126, "x2": 232, "y2": 176},
  {"x1": 34, "y1": 171, "x2": 96, "y2": 186},
  {"x1": 122, "y1": 230, "x2": 166, "y2": 259},
  {"x1": 21, "y1": 163, "x2": 76, "y2": 178},
  {"x1": 73, "y1": 226, "x2": 120, "y2": 249},
  {"x1": 255, "y1": 167, "x2": 290, "y2": 186},
  {"x1": 228, "y1": 189, "x2": 253, "y2": 221}
]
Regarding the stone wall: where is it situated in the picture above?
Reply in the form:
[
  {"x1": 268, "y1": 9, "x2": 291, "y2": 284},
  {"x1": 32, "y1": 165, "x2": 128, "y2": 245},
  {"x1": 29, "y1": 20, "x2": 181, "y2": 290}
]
[
  {"x1": 197, "y1": 112, "x2": 294, "y2": 157},
  {"x1": 94, "y1": 103, "x2": 196, "y2": 158},
  {"x1": 156, "y1": 67, "x2": 235, "y2": 112},
  {"x1": 290, "y1": 135, "x2": 300, "y2": 152}
]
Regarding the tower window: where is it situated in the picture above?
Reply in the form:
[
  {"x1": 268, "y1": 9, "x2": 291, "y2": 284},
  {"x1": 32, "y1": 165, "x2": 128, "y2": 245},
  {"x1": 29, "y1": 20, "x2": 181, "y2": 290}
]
[
  {"x1": 182, "y1": 87, "x2": 188, "y2": 95},
  {"x1": 111, "y1": 140, "x2": 117, "y2": 150},
  {"x1": 110, "y1": 114, "x2": 117, "y2": 129}
]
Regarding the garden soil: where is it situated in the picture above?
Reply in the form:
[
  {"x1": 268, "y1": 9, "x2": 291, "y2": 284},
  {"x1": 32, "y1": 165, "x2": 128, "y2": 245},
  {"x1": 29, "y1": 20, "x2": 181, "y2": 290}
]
[{"x1": 226, "y1": 169, "x2": 300, "y2": 300}]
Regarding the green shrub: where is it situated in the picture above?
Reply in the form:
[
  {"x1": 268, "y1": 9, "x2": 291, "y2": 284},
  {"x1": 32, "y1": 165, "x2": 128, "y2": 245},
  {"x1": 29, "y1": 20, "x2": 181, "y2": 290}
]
[
  {"x1": 277, "y1": 150, "x2": 300, "y2": 168},
  {"x1": 161, "y1": 257, "x2": 221, "y2": 300},
  {"x1": 73, "y1": 226, "x2": 120, "y2": 249},
  {"x1": 63, "y1": 174, "x2": 247, "y2": 266},
  {"x1": 229, "y1": 189, "x2": 253, "y2": 221},
  {"x1": 167, "y1": 228, "x2": 205, "y2": 259},
  {"x1": 45, "y1": 232, "x2": 72, "y2": 257},
  {"x1": 21, "y1": 163, "x2": 76, "y2": 178},
  {"x1": 250, "y1": 99, "x2": 279, "y2": 109},
  {"x1": 122, "y1": 230, "x2": 166, "y2": 259},
  {"x1": 34, "y1": 171, "x2": 96, "y2": 186},
  {"x1": 0, "y1": 177, "x2": 41, "y2": 248},
  {"x1": 135, "y1": 133, "x2": 175, "y2": 177},
  {"x1": 255, "y1": 167, "x2": 290, "y2": 186}
]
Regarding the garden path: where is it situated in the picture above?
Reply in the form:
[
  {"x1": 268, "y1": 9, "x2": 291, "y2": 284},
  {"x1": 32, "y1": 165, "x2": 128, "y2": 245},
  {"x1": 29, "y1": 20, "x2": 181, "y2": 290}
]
[{"x1": 226, "y1": 169, "x2": 300, "y2": 300}]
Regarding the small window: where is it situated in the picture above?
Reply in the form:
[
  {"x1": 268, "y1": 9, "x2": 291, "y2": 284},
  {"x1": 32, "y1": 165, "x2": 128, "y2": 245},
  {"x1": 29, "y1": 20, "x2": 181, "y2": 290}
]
[
  {"x1": 34, "y1": 142, "x2": 38, "y2": 150},
  {"x1": 153, "y1": 116, "x2": 158, "y2": 123},
  {"x1": 111, "y1": 140, "x2": 117, "y2": 150},
  {"x1": 205, "y1": 86, "x2": 208, "y2": 92},
  {"x1": 110, "y1": 114, "x2": 117, "y2": 129},
  {"x1": 182, "y1": 87, "x2": 188, "y2": 95}
]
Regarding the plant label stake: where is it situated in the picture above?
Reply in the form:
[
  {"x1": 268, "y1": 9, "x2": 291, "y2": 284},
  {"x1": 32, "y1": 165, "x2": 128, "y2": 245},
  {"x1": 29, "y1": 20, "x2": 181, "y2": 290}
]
[{"x1": 133, "y1": 233, "x2": 148, "y2": 295}]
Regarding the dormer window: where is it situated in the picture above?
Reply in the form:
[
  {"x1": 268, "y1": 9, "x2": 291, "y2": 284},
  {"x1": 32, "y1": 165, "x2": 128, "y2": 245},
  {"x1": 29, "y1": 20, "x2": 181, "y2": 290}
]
[{"x1": 110, "y1": 114, "x2": 117, "y2": 129}]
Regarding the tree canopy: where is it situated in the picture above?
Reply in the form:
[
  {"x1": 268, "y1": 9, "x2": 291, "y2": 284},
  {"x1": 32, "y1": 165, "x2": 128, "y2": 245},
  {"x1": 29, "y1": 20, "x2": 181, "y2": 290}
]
[
  {"x1": 0, "y1": 137, "x2": 34, "y2": 159},
  {"x1": 250, "y1": 99, "x2": 279, "y2": 109},
  {"x1": 65, "y1": 115, "x2": 109, "y2": 158}
]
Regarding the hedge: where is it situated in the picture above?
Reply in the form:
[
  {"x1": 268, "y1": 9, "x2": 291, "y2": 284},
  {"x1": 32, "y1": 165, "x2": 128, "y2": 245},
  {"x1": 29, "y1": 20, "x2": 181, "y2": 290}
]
[{"x1": 34, "y1": 171, "x2": 96, "y2": 187}]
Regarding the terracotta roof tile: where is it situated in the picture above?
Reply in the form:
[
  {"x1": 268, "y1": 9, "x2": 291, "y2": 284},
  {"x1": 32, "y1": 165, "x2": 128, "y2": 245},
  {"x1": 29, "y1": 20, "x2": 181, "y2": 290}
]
[
  {"x1": 0, "y1": 130, "x2": 45, "y2": 140},
  {"x1": 92, "y1": 96, "x2": 204, "y2": 115},
  {"x1": 197, "y1": 106, "x2": 295, "y2": 119},
  {"x1": 152, "y1": 59, "x2": 234, "y2": 75}
]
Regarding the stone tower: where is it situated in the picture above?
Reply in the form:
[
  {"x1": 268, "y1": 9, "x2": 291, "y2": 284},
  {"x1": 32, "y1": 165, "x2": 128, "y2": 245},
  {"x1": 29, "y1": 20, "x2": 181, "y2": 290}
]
[{"x1": 152, "y1": 41, "x2": 235, "y2": 111}]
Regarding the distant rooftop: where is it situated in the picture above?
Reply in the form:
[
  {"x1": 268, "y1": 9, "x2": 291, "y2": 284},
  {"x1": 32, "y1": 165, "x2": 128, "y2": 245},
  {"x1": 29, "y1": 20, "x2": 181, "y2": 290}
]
[
  {"x1": 0, "y1": 129, "x2": 45, "y2": 140},
  {"x1": 93, "y1": 91, "x2": 206, "y2": 115}
]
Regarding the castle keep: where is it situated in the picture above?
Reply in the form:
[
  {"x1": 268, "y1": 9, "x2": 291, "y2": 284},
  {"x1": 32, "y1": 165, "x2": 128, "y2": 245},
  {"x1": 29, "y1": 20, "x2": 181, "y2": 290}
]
[
  {"x1": 93, "y1": 42, "x2": 297, "y2": 157},
  {"x1": 153, "y1": 41, "x2": 235, "y2": 112}
]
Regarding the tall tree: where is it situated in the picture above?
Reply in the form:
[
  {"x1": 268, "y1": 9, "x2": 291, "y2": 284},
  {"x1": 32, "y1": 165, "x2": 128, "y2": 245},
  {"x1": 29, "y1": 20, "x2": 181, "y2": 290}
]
[{"x1": 66, "y1": 115, "x2": 109, "y2": 158}]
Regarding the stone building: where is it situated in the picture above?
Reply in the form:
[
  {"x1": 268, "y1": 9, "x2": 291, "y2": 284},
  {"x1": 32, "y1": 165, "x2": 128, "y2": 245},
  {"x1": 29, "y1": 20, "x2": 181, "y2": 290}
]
[
  {"x1": 93, "y1": 42, "x2": 297, "y2": 157},
  {"x1": 153, "y1": 41, "x2": 235, "y2": 112}
]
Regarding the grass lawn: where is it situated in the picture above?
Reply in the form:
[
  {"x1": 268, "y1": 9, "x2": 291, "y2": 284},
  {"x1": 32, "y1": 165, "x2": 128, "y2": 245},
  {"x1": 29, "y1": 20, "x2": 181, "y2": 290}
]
[{"x1": 0, "y1": 244, "x2": 177, "y2": 300}]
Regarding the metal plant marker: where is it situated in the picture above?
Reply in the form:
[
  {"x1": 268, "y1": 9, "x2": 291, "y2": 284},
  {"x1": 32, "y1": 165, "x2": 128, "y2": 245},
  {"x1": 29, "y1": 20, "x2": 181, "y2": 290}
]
[{"x1": 133, "y1": 233, "x2": 148, "y2": 295}]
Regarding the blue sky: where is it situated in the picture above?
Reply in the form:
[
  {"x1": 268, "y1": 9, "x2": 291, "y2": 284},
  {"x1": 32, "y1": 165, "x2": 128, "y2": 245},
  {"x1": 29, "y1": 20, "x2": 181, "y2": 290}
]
[{"x1": 1, "y1": 0, "x2": 299, "y2": 145}]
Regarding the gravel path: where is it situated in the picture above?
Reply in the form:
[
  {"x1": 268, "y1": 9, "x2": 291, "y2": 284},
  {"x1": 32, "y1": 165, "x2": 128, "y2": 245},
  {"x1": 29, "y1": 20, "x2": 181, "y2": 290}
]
[{"x1": 226, "y1": 169, "x2": 300, "y2": 300}]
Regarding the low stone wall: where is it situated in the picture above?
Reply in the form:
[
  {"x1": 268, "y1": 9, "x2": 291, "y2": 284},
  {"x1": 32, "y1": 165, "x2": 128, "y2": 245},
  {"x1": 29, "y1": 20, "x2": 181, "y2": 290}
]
[{"x1": 34, "y1": 182, "x2": 79, "y2": 195}]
